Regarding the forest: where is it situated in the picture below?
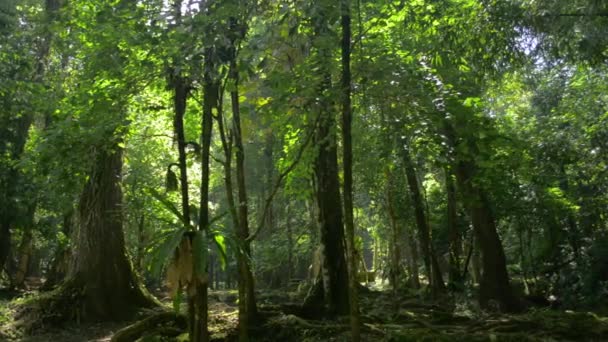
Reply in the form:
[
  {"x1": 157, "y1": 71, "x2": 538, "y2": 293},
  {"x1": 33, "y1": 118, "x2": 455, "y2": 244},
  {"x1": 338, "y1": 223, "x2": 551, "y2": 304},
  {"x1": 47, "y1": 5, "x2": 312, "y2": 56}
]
[{"x1": 1, "y1": 0, "x2": 608, "y2": 341}]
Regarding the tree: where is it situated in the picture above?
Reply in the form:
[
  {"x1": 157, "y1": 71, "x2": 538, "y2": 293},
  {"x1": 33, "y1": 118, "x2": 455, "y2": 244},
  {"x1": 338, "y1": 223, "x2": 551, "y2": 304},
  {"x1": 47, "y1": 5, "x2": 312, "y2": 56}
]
[
  {"x1": 303, "y1": 0, "x2": 350, "y2": 316},
  {"x1": 340, "y1": 0, "x2": 361, "y2": 338},
  {"x1": 21, "y1": 0, "x2": 159, "y2": 322}
]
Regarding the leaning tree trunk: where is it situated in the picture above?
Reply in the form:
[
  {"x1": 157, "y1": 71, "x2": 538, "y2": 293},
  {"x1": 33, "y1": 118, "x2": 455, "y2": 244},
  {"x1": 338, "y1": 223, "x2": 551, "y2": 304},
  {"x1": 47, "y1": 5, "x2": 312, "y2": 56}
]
[
  {"x1": 454, "y1": 160, "x2": 520, "y2": 312},
  {"x1": 439, "y1": 99, "x2": 518, "y2": 311},
  {"x1": 67, "y1": 147, "x2": 155, "y2": 320}
]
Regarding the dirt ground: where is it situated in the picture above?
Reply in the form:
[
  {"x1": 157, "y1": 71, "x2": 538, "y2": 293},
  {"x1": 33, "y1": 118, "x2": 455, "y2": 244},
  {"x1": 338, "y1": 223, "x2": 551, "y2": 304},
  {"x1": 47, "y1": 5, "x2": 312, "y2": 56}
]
[{"x1": 1, "y1": 283, "x2": 608, "y2": 341}]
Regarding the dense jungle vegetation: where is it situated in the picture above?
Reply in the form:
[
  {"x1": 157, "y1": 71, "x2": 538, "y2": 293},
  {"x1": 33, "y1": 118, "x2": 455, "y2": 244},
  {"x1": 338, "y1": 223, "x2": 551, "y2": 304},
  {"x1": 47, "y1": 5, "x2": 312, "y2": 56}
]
[{"x1": 1, "y1": 0, "x2": 608, "y2": 341}]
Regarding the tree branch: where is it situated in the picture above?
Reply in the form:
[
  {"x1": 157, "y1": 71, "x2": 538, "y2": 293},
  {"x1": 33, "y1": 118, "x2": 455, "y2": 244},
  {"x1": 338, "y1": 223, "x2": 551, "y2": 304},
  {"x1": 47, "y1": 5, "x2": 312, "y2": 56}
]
[{"x1": 246, "y1": 115, "x2": 320, "y2": 242}]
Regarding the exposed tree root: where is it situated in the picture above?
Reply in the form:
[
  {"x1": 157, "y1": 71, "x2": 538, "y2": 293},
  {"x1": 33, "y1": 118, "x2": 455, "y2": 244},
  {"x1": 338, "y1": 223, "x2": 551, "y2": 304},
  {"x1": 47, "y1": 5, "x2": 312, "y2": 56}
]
[
  {"x1": 110, "y1": 311, "x2": 187, "y2": 342},
  {"x1": 13, "y1": 277, "x2": 160, "y2": 333}
]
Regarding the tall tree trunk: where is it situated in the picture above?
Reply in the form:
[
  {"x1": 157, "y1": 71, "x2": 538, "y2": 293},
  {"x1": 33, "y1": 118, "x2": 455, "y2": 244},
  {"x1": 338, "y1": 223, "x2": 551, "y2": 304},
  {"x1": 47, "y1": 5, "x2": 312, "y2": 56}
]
[
  {"x1": 196, "y1": 62, "x2": 218, "y2": 341},
  {"x1": 446, "y1": 168, "x2": 462, "y2": 286},
  {"x1": 68, "y1": 148, "x2": 154, "y2": 320},
  {"x1": 286, "y1": 204, "x2": 294, "y2": 281},
  {"x1": 340, "y1": 0, "x2": 360, "y2": 337},
  {"x1": 12, "y1": 216, "x2": 34, "y2": 289},
  {"x1": 386, "y1": 174, "x2": 401, "y2": 290},
  {"x1": 172, "y1": 75, "x2": 191, "y2": 225},
  {"x1": 0, "y1": 223, "x2": 10, "y2": 279},
  {"x1": 312, "y1": 115, "x2": 350, "y2": 314},
  {"x1": 304, "y1": 0, "x2": 350, "y2": 316},
  {"x1": 559, "y1": 164, "x2": 580, "y2": 259},
  {"x1": 439, "y1": 98, "x2": 518, "y2": 310},
  {"x1": 230, "y1": 56, "x2": 258, "y2": 340},
  {"x1": 401, "y1": 147, "x2": 445, "y2": 295},
  {"x1": 470, "y1": 235, "x2": 482, "y2": 284},
  {"x1": 405, "y1": 227, "x2": 421, "y2": 288},
  {"x1": 136, "y1": 213, "x2": 146, "y2": 272}
]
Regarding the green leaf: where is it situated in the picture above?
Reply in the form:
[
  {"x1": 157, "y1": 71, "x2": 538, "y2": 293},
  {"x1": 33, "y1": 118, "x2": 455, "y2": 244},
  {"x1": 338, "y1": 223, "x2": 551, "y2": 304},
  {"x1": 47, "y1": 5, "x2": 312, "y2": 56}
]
[
  {"x1": 173, "y1": 287, "x2": 183, "y2": 313},
  {"x1": 211, "y1": 232, "x2": 228, "y2": 270},
  {"x1": 148, "y1": 187, "x2": 192, "y2": 229},
  {"x1": 149, "y1": 226, "x2": 187, "y2": 279}
]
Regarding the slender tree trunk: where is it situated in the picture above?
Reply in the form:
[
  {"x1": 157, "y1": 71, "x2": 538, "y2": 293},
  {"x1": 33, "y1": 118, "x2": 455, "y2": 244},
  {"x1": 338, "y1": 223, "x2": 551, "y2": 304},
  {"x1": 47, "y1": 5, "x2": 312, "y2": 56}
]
[
  {"x1": 194, "y1": 69, "x2": 217, "y2": 342},
  {"x1": 446, "y1": 168, "x2": 462, "y2": 286},
  {"x1": 136, "y1": 214, "x2": 146, "y2": 271},
  {"x1": 172, "y1": 75, "x2": 191, "y2": 225},
  {"x1": 471, "y1": 235, "x2": 482, "y2": 284},
  {"x1": 401, "y1": 147, "x2": 445, "y2": 295},
  {"x1": 372, "y1": 236, "x2": 379, "y2": 272},
  {"x1": 12, "y1": 224, "x2": 34, "y2": 288},
  {"x1": 230, "y1": 57, "x2": 258, "y2": 340},
  {"x1": 0, "y1": 223, "x2": 10, "y2": 279},
  {"x1": 559, "y1": 165, "x2": 580, "y2": 259},
  {"x1": 405, "y1": 227, "x2": 421, "y2": 288},
  {"x1": 386, "y1": 175, "x2": 401, "y2": 290},
  {"x1": 286, "y1": 204, "x2": 294, "y2": 281},
  {"x1": 42, "y1": 209, "x2": 73, "y2": 290},
  {"x1": 340, "y1": 1, "x2": 360, "y2": 337}
]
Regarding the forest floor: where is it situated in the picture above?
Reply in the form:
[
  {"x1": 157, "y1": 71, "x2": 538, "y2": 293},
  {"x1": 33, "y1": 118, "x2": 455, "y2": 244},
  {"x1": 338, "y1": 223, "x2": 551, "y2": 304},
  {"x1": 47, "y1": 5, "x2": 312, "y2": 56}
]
[{"x1": 1, "y1": 281, "x2": 608, "y2": 341}]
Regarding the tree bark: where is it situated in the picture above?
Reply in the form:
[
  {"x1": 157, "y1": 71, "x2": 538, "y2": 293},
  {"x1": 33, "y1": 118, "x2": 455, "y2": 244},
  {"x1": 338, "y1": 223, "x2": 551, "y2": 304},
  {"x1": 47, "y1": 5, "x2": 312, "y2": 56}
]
[
  {"x1": 386, "y1": 174, "x2": 401, "y2": 290},
  {"x1": 12, "y1": 224, "x2": 34, "y2": 288},
  {"x1": 286, "y1": 204, "x2": 294, "y2": 280},
  {"x1": 0, "y1": 223, "x2": 10, "y2": 280},
  {"x1": 454, "y1": 160, "x2": 520, "y2": 312},
  {"x1": 172, "y1": 74, "x2": 191, "y2": 225},
  {"x1": 305, "y1": 0, "x2": 350, "y2": 316},
  {"x1": 340, "y1": 0, "x2": 361, "y2": 337},
  {"x1": 446, "y1": 168, "x2": 462, "y2": 286},
  {"x1": 405, "y1": 227, "x2": 421, "y2": 288},
  {"x1": 195, "y1": 65, "x2": 217, "y2": 342},
  {"x1": 230, "y1": 55, "x2": 258, "y2": 340},
  {"x1": 69, "y1": 147, "x2": 155, "y2": 320}
]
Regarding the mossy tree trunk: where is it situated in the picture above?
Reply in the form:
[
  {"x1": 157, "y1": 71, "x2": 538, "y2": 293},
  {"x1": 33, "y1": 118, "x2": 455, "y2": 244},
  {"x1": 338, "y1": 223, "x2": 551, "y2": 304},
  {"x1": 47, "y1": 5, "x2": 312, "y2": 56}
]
[{"x1": 67, "y1": 147, "x2": 155, "y2": 320}]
